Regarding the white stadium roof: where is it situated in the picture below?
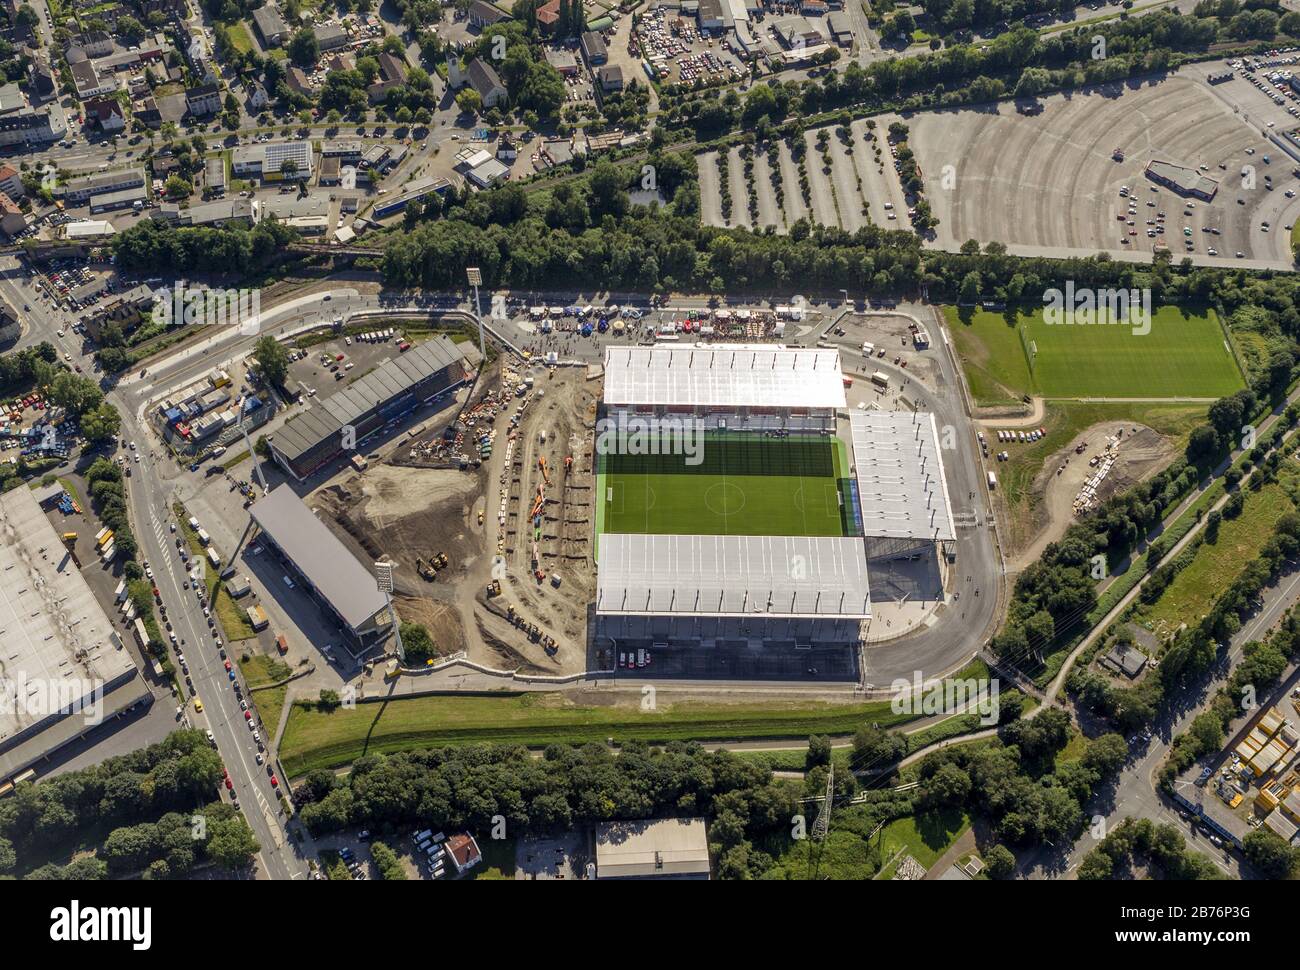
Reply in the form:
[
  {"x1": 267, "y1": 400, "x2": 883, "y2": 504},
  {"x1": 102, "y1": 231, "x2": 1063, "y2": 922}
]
[
  {"x1": 603, "y1": 344, "x2": 847, "y2": 410},
  {"x1": 849, "y1": 410, "x2": 956, "y2": 543},
  {"x1": 596, "y1": 533, "x2": 871, "y2": 618}
]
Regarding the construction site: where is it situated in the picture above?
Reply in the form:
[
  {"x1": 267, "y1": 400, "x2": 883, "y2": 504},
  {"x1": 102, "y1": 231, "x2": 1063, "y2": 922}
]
[{"x1": 309, "y1": 353, "x2": 603, "y2": 676}]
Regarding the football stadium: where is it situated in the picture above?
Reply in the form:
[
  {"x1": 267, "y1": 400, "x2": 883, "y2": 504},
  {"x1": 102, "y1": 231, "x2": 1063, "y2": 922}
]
[{"x1": 593, "y1": 344, "x2": 956, "y2": 671}]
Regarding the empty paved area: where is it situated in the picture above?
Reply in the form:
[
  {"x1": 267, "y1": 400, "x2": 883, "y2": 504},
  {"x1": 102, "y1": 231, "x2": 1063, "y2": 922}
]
[{"x1": 907, "y1": 73, "x2": 1300, "y2": 265}]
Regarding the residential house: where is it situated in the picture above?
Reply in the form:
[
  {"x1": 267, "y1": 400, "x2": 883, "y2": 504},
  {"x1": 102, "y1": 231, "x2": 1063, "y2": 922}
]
[
  {"x1": 366, "y1": 51, "x2": 408, "y2": 104},
  {"x1": 0, "y1": 191, "x2": 24, "y2": 236},
  {"x1": 84, "y1": 96, "x2": 126, "y2": 131},
  {"x1": 185, "y1": 83, "x2": 222, "y2": 117},
  {"x1": 443, "y1": 833, "x2": 482, "y2": 875},
  {"x1": 0, "y1": 162, "x2": 22, "y2": 199},
  {"x1": 597, "y1": 64, "x2": 624, "y2": 93},
  {"x1": 286, "y1": 66, "x2": 315, "y2": 98},
  {"x1": 536, "y1": 0, "x2": 560, "y2": 32},
  {"x1": 73, "y1": 30, "x2": 114, "y2": 57},
  {"x1": 246, "y1": 80, "x2": 269, "y2": 112}
]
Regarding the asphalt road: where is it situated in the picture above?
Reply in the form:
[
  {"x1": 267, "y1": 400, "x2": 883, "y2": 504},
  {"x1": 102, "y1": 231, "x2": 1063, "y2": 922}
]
[{"x1": 1022, "y1": 566, "x2": 1300, "y2": 880}]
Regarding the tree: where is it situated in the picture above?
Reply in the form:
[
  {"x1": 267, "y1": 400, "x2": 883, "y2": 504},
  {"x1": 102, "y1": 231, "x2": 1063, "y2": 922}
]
[
  {"x1": 252, "y1": 335, "x2": 289, "y2": 386},
  {"x1": 984, "y1": 844, "x2": 1015, "y2": 879},
  {"x1": 80, "y1": 402, "x2": 122, "y2": 444},
  {"x1": 1077, "y1": 848, "x2": 1114, "y2": 880},
  {"x1": 206, "y1": 815, "x2": 261, "y2": 870},
  {"x1": 399, "y1": 622, "x2": 436, "y2": 661},
  {"x1": 806, "y1": 734, "x2": 832, "y2": 768},
  {"x1": 455, "y1": 88, "x2": 481, "y2": 116},
  {"x1": 1242, "y1": 829, "x2": 1298, "y2": 879},
  {"x1": 288, "y1": 27, "x2": 319, "y2": 68}
]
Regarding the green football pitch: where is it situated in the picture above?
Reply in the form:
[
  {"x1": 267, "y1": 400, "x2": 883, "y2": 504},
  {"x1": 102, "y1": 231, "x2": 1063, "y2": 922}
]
[
  {"x1": 596, "y1": 434, "x2": 854, "y2": 539},
  {"x1": 945, "y1": 305, "x2": 1245, "y2": 401}
]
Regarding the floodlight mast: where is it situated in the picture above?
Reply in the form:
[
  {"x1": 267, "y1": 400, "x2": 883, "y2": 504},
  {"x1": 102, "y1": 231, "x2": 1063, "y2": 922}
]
[
  {"x1": 467, "y1": 267, "x2": 486, "y2": 365},
  {"x1": 374, "y1": 560, "x2": 405, "y2": 661}
]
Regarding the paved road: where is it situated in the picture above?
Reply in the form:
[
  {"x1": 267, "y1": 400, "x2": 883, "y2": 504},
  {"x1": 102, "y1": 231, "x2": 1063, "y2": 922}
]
[{"x1": 1024, "y1": 566, "x2": 1300, "y2": 880}]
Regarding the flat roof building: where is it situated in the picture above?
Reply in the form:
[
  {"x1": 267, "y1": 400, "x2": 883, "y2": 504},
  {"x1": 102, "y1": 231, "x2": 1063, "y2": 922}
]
[
  {"x1": 1144, "y1": 159, "x2": 1219, "y2": 201},
  {"x1": 249, "y1": 486, "x2": 392, "y2": 652},
  {"x1": 0, "y1": 487, "x2": 149, "y2": 783},
  {"x1": 232, "y1": 141, "x2": 315, "y2": 181},
  {"x1": 597, "y1": 533, "x2": 871, "y2": 618},
  {"x1": 603, "y1": 344, "x2": 846, "y2": 411},
  {"x1": 267, "y1": 334, "x2": 477, "y2": 480},
  {"x1": 595, "y1": 818, "x2": 711, "y2": 879},
  {"x1": 847, "y1": 409, "x2": 955, "y2": 546}
]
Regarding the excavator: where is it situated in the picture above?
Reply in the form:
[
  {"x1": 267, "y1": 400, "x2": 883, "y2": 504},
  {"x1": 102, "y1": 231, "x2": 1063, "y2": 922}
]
[
  {"x1": 538, "y1": 455, "x2": 551, "y2": 486},
  {"x1": 416, "y1": 557, "x2": 436, "y2": 581}
]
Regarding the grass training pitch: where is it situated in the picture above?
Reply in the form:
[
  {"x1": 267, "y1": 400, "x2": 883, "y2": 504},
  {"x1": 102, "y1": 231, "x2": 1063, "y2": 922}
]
[
  {"x1": 596, "y1": 433, "x2": 853, "y2": 538},
  {"x1": 946, "y1": 305, "x2": 1244, "y2": 403}
]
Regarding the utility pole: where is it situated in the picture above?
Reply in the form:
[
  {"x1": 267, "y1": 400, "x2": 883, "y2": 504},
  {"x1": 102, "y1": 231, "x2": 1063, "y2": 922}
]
[{"x1": 374, "y1": 560, "x2": 405, "y2": 662}]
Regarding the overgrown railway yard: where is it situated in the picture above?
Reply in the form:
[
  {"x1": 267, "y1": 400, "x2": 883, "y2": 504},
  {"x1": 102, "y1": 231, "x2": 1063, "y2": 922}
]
[{"x1": 906, "y1": 68, "x2": 1300, "y2": 265}]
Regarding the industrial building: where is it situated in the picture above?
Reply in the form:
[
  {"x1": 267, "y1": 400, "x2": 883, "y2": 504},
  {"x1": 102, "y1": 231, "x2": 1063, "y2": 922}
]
[
  {"x1": 595, "y1": 818, "x2": 711, "y2": 879},
  {"x1": 267, "y1": 335, "x2": 478, "y2": 481},
  {"x1": 249, "y1": 486, "x2": 394, "y2": 653},
  {"x1": 0, "y1": 487, "x2": 150, "y2": 786},
  {"x1": 371, "y1": 175, "x2": 452, "y2": 220}
]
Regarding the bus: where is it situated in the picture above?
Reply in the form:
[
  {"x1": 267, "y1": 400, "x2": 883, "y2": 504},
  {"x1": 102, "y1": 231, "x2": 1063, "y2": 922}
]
[
  {"x1": 987, "y1": 471, "x2": 997, "y2": 490},
  {"x1": 206, "y1": 547, "x2": 221, "y2": 569},
  {"x1": 97, "y1": 529, "x2": 114, "y2": 548},
  {"x1": 870, "y1": 372, "x2": 889, "y2": 389}
]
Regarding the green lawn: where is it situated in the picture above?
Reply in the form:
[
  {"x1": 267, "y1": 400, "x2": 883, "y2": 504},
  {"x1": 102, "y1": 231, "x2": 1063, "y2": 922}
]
[
  {"x1": 225, "y1": 20, "x2": 255, "y2": 54},
  {"x1": 1136, "y1": 462, "x2": 1300, "y2": 633},
  {"x1": 945, "y1": 305, "x2": 1244, "y2": 402},
  {"x1": 279, "y1": 693, "x2": 914, "y2": 776},
  {"x1": 876, "y1": 807, "x2": 971, "y2": 877},
  {"x1": 597, "y1": 434, "x2": 852, "y2": 539},
  {"x1": 762, "y1": 805, "x2": 969, "y2": 880},
  {"x1": 239, "y1": 655, "x2": 292, "y2": 734}
]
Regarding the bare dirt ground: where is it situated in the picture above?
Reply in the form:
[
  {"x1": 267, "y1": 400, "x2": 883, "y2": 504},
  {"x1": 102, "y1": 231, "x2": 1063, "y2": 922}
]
[
  {"x1": 1010, "y1": 421, "x2": 1177, "y2": 571},
  {"x1": 976, "y1": 397, "x2": 1045, "y2": 427},
  {"x1": 310, "y1": 360, "x2": 603, "y2": 676}
]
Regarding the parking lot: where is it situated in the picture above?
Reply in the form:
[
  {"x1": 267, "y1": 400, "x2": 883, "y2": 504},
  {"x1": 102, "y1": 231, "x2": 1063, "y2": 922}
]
[
  {"x1": 599, "y1": 642, "x2": 860, "y2": 682},
  {"x1": 905, "y1": 70, "x2": 1300, "y2": 264},
  {"x1": 699, "y1": 119, "x2": 909, "y2": 232},
  {"x1": 284, "y1": 326, "x2": 409, "y2": 398},
  {"x1": 636, "y1": 7, "x2": 745, "y2": 86}
]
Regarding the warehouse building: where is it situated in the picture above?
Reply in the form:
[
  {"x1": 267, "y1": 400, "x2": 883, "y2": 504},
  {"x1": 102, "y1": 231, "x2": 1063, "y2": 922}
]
[
  {"x1": 595, "y1": 818, "x2": 711, "y2": 879},
  {"x1": 249, "y1": 486, "x2": 393, "y2": 653},
  {"x1": 267, "y1": 335, "x2": 478, "y2": 481},
  {"x1": 0, "y1": 487, "x2": 150, "y2": 786}
]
